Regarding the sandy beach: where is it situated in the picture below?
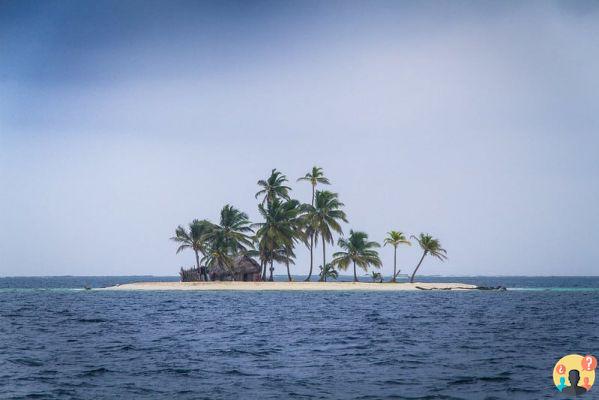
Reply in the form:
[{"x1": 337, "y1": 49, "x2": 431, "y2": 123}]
[{"x1": 101, "y1": 281, "x2": 479, "y2": 291}]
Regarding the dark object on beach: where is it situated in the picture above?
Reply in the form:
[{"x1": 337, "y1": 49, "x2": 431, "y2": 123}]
[
  {"x1": 179, "y1": 266, "x2": 205, "y2": 282},
  {"x1": 476, "y1": 285, "x2": 507, "y2": 291},
  {"x1": 415, "y1": 286, "x2": 453, "y2": 291},
  {"x1": 369, "y1": 271, "x2": 383, "y2": 283},
  {"x1": 209, "y1": 255, "x2": 262, "y2": 281}
]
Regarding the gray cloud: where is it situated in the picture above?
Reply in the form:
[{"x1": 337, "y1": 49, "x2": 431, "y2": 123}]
[{"x1": 1, "y1": 1, "x2": 598, "y2": 276}]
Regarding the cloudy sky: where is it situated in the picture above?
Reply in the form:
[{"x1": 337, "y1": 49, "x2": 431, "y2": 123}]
[{"x1": 1, "y1": 0, "x2": 598, "y2": 276}]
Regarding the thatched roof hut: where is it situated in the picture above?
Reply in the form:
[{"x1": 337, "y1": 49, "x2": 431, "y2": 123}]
[{"x1": 209, "y1": 255, "x2": 262, "y2": 281}]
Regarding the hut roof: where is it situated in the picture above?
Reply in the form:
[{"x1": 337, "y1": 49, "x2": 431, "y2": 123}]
[
  {"x1": 233, "y1": 255, "x2": 261, "y2": 273},
  {"x1": 210, "y1": 255, "x2": 261, "y2": 276}
]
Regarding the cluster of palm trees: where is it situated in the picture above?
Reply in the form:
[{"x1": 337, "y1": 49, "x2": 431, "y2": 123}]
[
  {"x1": 171, "y1": 166, "x2": 447, "y2": 283},
  {"x1": 171, "y1": 206, "x2": 254, "y2": 280}
]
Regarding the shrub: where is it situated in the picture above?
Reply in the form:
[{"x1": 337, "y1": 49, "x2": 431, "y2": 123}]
[{"x1": 179, "y1": 267, "x2": 202, "y2": 282}]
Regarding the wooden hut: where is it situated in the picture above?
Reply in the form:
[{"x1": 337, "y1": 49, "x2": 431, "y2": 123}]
[{"x1": 209, "y1": 255, "x2": 262, "y2": 281}]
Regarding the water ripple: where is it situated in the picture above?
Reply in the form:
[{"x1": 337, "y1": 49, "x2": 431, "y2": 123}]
[{"x1": 0, "y1": 284, "x2": 597, "y2": 399}]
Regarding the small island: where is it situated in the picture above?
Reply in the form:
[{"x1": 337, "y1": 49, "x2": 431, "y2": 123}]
[
  {"x1": 118, "y1": 166, "x2": 504, "y2": 292},
  {"x1": 103, "y1": 281, "x2": 481, "y2": 291}
]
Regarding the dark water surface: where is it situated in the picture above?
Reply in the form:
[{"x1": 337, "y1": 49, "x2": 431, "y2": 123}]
[{"x1": 1, "y1": 277, "x2": 598, "y2": 399}]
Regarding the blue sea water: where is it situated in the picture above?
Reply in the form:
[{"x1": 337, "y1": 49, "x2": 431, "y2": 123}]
[{"x1": 0, "y1": 276, "x2": 598, "y2": 399}]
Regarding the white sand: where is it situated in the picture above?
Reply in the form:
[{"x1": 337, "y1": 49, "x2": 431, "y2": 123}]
[{"x1": 101, "y1": 281, "x2": 479, "y2": 291}]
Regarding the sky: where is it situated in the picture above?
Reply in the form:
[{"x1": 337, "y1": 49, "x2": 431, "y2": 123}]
[{"x1": 1, "y1": 0, "x2": 598, "y2": 277}]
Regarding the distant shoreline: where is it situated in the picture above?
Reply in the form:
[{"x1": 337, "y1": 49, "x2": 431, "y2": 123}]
[
  {"x1": 100, "y1": 281, "x2": 481, "y2": 291},
  {"x1": 3, "y1": 275, "x2": 597, "y2": 278}
]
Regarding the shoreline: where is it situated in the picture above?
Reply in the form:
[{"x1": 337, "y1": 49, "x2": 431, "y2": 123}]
[{"x1": 100, "y1": 281, "x2": 482, "y2": 291}]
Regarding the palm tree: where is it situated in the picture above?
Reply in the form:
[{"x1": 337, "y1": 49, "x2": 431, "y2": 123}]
[
  {"x1": 200, "y1": 205, "x2": 253, "y2": 280},
  {"x1": 369, "y1": 271, "x2": 383, "y2": 283},
  {"x1": 258, "y1": 246, "x2": 288, "y2": 281},
  {"x1": 303, "y1": 191, "x2": 348, "y2": 281},
  {"x1": 202, "y1": 245, "x2": 234, "y2": 279},
  {"x1": 206, "y1": 204, "x2": 254, "y2": 255},
  {"x1": 297, "y1": 166, "x2": 331, "y2": 206},
  {"x1": 254, "y1": 199, "x2": 304, "y2": 281},
  {"x1": 409, "y1": 233, "x2": 448, "y2": 283},
  {"x1": 297, "y1": 166, "x2": 331, "y2": 281},
  {"x1": 170, "y1": 219, "x2": 212, "y2": 280},
  {"x1": 332, "y1": 230, "x2": 382, "y2": 282},
  {"x1": 257, "y1": 240, "x2": 269, "y2": 281},
  {"x1": 319, "y1": 263, "x2": 338, "y2": 282},
  {"x1": 255, "y1": 169, "x2": 291, "y2": 205},
  {"x1": 384, "y1": 231, "x2": 411, "y2": 282},
  {"x1": 281, "y1": 245, "x2": 297, "y2": 281},
  {"x1": 256, "y1": 239, "x2": 283, "y2": 281}
]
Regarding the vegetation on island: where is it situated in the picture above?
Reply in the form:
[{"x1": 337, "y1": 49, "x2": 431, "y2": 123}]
[
  {"x1": 384, "y1": 231, "x2": 412, "y2": 283},
  {"x1": 409, "y1": 234, "x2": 448, "y2": 283},
  {"x1": 319, "y1": 263, "x2": 339, "y2": 282},
  {"x1": 172, "y1": 167, "x2": 447, "y2": 282},
  {"x1": 331, "y1": 230, "x2": 382, "y2": 282},
  {"x1": 297, "y1": 166, "x2": 330, "y2": 280}
]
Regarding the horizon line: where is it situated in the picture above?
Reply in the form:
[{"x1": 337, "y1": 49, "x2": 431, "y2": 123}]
[{"x1": 2, "y1": 274, "x2": 599, "y2": 278}]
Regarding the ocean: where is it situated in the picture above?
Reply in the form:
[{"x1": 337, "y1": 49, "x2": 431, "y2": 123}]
[{"x1": 1, "y1": 276, "x2": 598, "y2": 399}]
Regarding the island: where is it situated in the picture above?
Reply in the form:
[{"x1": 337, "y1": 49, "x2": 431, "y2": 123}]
[
  {"x1": 100, "y1": 281, "x2": 499, "y2": 291},
  {"x1": 142, "y1": 167, "x2": 507, "y2": 292}
]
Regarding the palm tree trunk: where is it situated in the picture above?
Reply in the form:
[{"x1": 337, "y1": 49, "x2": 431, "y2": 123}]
[
  {"x1": 229, "y1": 260, "x2": 236, "y2": 281},
  {"x1": 194, "y1": 250, "x2": 202, "y2": 281},
  {"x1": 305, "y1": 184, "x2": 316, "y2": 282},
  {"x1": 391, "y1": 246, "x2": 397, "y2": 283},
  {"x1": 410, "y1": 251, "x2": 428, "y2": 283},
  {"x1": 353, "y1": 261, "x2": 358, "y2": 282},
  {"x1": 319, "y1": 235, "x2": 326, "y2": 281},
  {"x1": 286, "y1": 258, "x2": 292, "y2": 281},
  {"x1": 268, "y1": 260, "x2": 274, "y2": 282},
  {"x1": 305, "y1": 234, "x2": 314, "y2": 281},
  {"x1": 201, "y1": 265, "x2": 209, "y2": 282},
  {"x1": 261, "y1": 260, "x2": 267, "y2": 281}
]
